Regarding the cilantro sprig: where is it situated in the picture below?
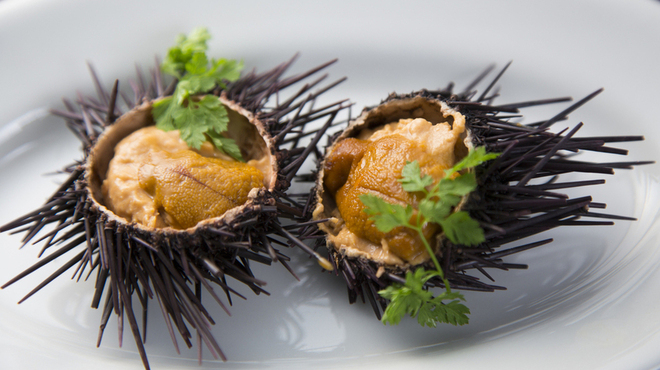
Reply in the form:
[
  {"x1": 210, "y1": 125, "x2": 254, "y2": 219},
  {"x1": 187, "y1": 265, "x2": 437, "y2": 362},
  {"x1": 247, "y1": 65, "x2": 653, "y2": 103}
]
[
  {"x1": 359, "y1": 146, "x2": 499, "y2": 327},
  {"x1": 152, "y1": 27, "x2": 244, "y2": 161},
  {"x1": 379, "y1": 269, "x2": 470, "y2": 327}
]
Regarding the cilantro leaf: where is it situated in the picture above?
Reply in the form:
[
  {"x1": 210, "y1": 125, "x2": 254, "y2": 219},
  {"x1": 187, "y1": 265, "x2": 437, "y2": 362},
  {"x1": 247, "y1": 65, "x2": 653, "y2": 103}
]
[
  {"x1": 425, "y1": 294, "x2": 470, "y2": 327},
  {"x1": 380, "y1": 287, "x2": 425, "y2": 325},
  {"x1": 209, "y1": 58, "x2": 244, "y2": 88},
  {"x1": 418, "y1": 197, "x2": 453, "y2": 224},
  {"x1": 434, "y1": 172, "x2": 477, "y2": 198},
  {"x1": 194, "y1": 95, "x2": 229, "y2": 134},
  {"x1": 445, "y1": 146, "x2": 499, "y2": 178},
  {"x1": 151, "y1": 97, "x2": 176, "y2": 131},
  {"x1": 380, "y1": 269, "x2": 470, "y2": 327},
  {"x1": 216, "y1": 136, "x2": 243, "y2": 161},
  {"x1": 153, "y1": 28, "x2": 244, "y2": 161},
  {"x1": 185, "y1": 52, "x2": 210, "y2": 75},
  {"x1": 360, "y1": 194, "x2": 412, "y2": 232},
  {"x1": 438, "y1": 211, "x2": 484, "y2": 246},
  {"x1": 399, "y1": 161, "x2": 434, "y2": 192},
  {"x1": 161, "y1": 27, "x2": 211, "y2": 78},
  {"x1": 173, "y1": 107, "x2": 204, "y2": 148}
]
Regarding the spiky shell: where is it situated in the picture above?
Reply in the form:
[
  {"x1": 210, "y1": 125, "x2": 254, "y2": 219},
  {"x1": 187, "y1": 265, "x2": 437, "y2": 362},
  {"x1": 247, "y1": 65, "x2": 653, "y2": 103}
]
[
  {"x1": 0, "y1": 57, "x2": 348, "y2": 369},
  {"x1": 306, "y1": 72, "x2": 650, "y2": 320}
]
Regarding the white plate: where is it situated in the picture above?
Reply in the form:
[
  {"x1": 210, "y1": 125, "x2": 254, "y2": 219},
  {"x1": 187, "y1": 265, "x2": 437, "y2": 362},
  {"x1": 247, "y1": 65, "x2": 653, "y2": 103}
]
[{"x1": 1, "y1": 0, "x2": 660, "y2": 369}]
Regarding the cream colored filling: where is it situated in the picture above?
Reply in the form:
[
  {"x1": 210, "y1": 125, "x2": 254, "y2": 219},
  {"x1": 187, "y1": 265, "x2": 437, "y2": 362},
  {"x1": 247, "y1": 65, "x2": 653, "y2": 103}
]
[
  {"x1": 318, "y1": 106, "x2": 468, "y2": 266},
  {"x1": 102, "y1": 126, "x2": 266, "y2": 228},
  {"x1": 314, "y1": 203, "x2": 408, "y2": 265}
]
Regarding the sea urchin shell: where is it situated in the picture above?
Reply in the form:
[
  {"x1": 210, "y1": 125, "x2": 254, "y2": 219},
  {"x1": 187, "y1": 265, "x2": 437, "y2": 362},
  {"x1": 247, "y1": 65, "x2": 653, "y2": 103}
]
[
  {"x1": 0, "y1": 55, "x2": 348, "y2": 369},
  {"x1": 303, "y1": 64, "x2": 652, "y2": 321}
]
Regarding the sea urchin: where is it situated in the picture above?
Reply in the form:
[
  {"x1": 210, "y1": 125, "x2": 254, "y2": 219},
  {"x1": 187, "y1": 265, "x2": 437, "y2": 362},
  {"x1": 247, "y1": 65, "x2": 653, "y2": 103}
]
[
  {"x1": 304, "y1": 63, "x2": 652, "y2": 326},
  {"x1": 0, "y1": 29, "x2": 348, "y2": 369}
]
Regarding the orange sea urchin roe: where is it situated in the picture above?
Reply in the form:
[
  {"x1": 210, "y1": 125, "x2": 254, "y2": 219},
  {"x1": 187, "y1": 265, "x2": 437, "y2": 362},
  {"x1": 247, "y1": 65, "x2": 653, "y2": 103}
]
[
  {"x1": 323, "y1": 117, "x2": 465, "y2": 264},
  {"x1": 102, "y1": 126, "x2": 264, "y2": 229},
  {"x1": 138, "y1": 151, "x2": 264, "y2": 229}
]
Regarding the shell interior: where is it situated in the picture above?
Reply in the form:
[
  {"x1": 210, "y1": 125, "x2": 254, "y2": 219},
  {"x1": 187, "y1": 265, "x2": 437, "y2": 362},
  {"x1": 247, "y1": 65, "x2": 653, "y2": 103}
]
[
  {"x1": 313, "y1": 96, "x2": 469, "y2": 267},
  {"x1": 86, "y1": 96, "x2": 278, "y2": 233}
]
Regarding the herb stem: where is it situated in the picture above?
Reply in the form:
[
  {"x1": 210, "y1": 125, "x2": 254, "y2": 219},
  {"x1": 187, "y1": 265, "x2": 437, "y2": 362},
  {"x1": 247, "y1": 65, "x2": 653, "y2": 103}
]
[{"x1": 407, "y1": 220, "x2": 451, "y2": 293}]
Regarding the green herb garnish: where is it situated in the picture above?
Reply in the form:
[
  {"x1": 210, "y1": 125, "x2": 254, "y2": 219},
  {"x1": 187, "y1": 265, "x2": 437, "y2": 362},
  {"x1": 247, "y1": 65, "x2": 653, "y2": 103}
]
[
  {"x1": 152, "y1": 27, "x2": 244, "y2": 161},
  {"x1": 378, "y1": 268, "x2": 470, "y2": 327},
  {"x1": 359, "y1": 146, "x2": 499, "y2": 327}
]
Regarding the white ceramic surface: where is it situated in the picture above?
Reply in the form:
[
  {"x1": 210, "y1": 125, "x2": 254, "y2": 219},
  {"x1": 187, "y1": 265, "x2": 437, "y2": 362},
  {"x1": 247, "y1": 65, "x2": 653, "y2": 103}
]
[{"x1": 1, "y1": 0, "x2": 660, "y2": 369}]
